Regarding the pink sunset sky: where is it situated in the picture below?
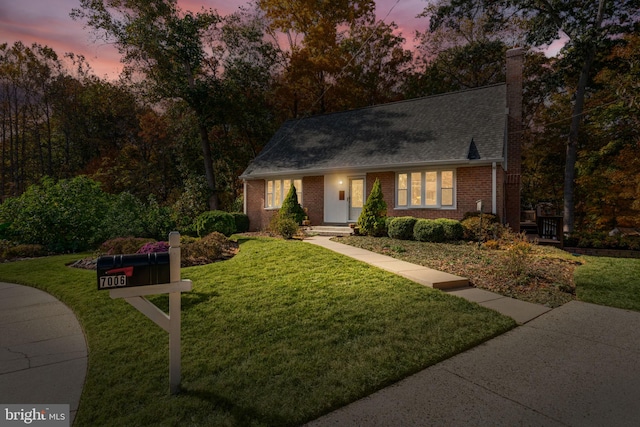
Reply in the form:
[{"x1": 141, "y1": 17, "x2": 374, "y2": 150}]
[{"x1": 1, "y1": 0, "x2": 430, "y2": 80}]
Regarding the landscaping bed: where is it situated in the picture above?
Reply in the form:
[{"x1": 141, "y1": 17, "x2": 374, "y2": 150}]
[{"x1": 334, "y1": 235, "x2": 581, "y2": 308}]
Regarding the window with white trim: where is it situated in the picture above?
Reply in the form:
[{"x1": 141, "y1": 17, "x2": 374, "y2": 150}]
[
  {"x1": 396, "y1": 170, "x2": 455, "y2": 208},
  {"x1": 266, "y1": 178, "x2": 302, "y2": 208}
]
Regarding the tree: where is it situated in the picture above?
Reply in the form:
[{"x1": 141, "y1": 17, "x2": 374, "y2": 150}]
[
  {"x1": 0, "y1": 42, "x2": 64, "y2": 194},
  {"x1": 72, "y1": 0, "x2": 222, "y2": 209},
  {"x1": 410, "y1": 0, "x2": 524, "y2": 96},
  {"x1": 279, "y1": 184, "x2": 306, "y2": 225},
  {"x1": 335, "y1": 20, "x2": 413, "y2": 108},
  {"x1": 573, "y1": 32, "x2": 640, "y2": 230},
  {"x1": 208, "y1": 8, "x2": 280, "y2": 209},
  {"x1": 259, "y1": 0, "x2": 376, "y2": 116},
  {"x1": 426, "y1": 0, "x2": 640, "y2": 232},
  {"x1": 357, "y1": 178, "x2": 387, "y2": 236}
]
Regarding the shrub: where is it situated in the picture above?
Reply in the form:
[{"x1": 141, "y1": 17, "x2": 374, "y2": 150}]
[
  {"x1": 142, "y1": 195, "x2": 177, "y2": 241},
  {"x1": 280, "y1": 184, "x2": 306, "y2": 224},
  {"x1": 231, "y1": 195, "x2": 244, "y2": 213},
  {"x1": 0, "y1": 176, "x2": 111, "y2": 252},
  {"x1": 102, "y1": 192, "x2": 176, "y2": 242},
  {"x1": 171, "y1": 176, "x2": 210, "y2": 230},
  {"x1": 194, "y1": 210, "x2": 236, "y2": 237},
  {"x1": 483, "y1": 240, "x2": 501, "y2": 250},
  {"x1": 269, "y1": 215, "x2": 300, "y2": 239},
  {"x1": 565, "y1": 231, "x2": 640, "y2": 251},
  {"x1": 384, "y1": 216, "x2": 395, "y2": 232},
  {"x1": 0, "y1": 240, "x2": 13, "y2": 258},
  {"x1": 4, "y1": 244, "x2": 46, "y2": 259},
  {"x1": 137, "y1": 241, "x2": 170, "y2": 254},
  {"x1": 462, "y1": 212, "x2": 500, "y2": 223},
  {"x1": 413, "y1": 219, "x2": 445, "y2": 242},
  {"x1": 388, "y1": 217, "x2": 417, "y2": 240},
  {"x1": 358, "y1": 178, "x2": 387, "y2": 236},
  {"x1": 622, "y1": 236, "x2": 640, "y2": 251},
  {"x1": 502, "y1": 241, "x2": 534, "y2": 285},
  {"x1": 180, "y1": 235, "x2": 198, "y2": 246},
  {"x1": 181, "y1": 232, "x2": 238, "y2": 266},
  {"x1": 180, "y1": 222, "x2": 199, "y2": 238},
  {"x1": 461, "y1": 216, "x2": 501, "y2": 242},
  {"x1": 435, "y1": 218, "x2": 464, "y2": 241},
  {"x1": 102, "y1": 192, "x2": 147, "y2": 240},
  {"x1": 0, "y1": 223, "x2": 11, "y2": 240},
  {"x1": 231, "y1": 212, "x2": 250, "y2": 233},
  {"x1": 99, "y1": 237, "x2": 156, "y2": 255}
]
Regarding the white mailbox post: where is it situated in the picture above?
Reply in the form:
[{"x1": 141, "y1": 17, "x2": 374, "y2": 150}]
[{"x1": 105, "y1": 231, "x2": 191, "y2": 394}]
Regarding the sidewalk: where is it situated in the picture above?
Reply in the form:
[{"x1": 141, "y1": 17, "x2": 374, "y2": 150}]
[
  {"x1": 305, "y1": 235, "x2": 551, "y2": 324},
  {"x1": 0, "y1": 282, "x2": 87, "y2": 425}
]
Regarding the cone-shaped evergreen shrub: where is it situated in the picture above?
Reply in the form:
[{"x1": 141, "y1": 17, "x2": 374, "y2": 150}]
[
  {"x1": 358, "y1": 178, "x2": 387, "y2": 236},
  {"x1": 280, "y1": 184, "x2": 306, "y2": 225}
]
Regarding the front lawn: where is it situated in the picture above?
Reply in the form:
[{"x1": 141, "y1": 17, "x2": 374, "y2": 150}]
[
  {"x1": 575, "y1": 256, "x2": 640, "y2": 311},
  {"x1": 0, "y1": 237, "x2": 514, "y2": 426}
]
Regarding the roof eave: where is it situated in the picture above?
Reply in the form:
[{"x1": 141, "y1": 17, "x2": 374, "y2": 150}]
[{"x1": 240, "y1": 158, "x2": 505, "y2": 180}]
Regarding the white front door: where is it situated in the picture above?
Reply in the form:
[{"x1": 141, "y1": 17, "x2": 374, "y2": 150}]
[{"x1": 349, "y1": 178, "x2": 364, "y2": 222}]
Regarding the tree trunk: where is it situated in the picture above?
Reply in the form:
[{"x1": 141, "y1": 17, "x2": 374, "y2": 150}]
[
  {"x1": 563, "y1": 54, "x2": 593, "y2": 234},
  {"x1": 199, "y1": 122, "x2": 218, "y2": 210},
  {"x1": 563, "y1": 0, "x2": 605, "y2": 234}
]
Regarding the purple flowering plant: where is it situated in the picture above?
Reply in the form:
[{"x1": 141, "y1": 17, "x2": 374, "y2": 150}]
[{"x1": 136, "y1": 241, "x2": 170, "y2": 254}]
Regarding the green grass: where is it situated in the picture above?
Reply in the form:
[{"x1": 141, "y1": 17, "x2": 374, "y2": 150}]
[
  {"x1": 575, "y1": 256, "x2": 640, "y2": 311},
  {"x1": 0, "y1": 237, "x2": 515, "y2": 426}
]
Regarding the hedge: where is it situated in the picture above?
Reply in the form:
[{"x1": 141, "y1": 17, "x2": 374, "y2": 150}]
[
  {"x1": 435, "y1": 218, "x2": 464, "y2": 241},
  {"x1": 194, "y1": 210, "x2": 236, "y2": 237},
  {"x1": 413, "y1": 219, "x2": 445, "y2": 242},
  {"x1": 388, "y1": 217, "x2": 418, "y2": 240}
]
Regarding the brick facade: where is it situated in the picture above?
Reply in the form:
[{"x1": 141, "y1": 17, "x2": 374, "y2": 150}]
[
  {"x1": 245, "y1": 176, "x2": 325, "y2": 231},
  {"x1": 366, "y1": 166, "x2": 500, "y2": 221},
  {"x1": 245, "y1": 179, "x2": 274, "y2": 231},
  {"x1": 302, "y1": 176, "x2": 324, "y2": 226},
  {"x1": 246, "y1": 165, "x2": 507, "y2": 230}
]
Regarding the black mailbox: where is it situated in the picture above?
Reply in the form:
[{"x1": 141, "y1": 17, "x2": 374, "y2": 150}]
[{"x1": 97, "y1": 252, "x2": 170, "y2": 290}]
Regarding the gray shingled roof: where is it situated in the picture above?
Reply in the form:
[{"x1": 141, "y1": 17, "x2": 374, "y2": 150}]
[{"x1": 241, "y1": 84, "x2": 507, "y2": 179}]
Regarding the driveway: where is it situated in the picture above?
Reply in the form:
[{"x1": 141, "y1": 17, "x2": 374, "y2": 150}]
[{"x1": 307, "y1": 301, "x2": 640, "y2": 426}]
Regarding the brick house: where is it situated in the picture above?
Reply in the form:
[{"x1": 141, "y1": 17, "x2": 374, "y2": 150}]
[{"x1": 241, "y1": 48, "x2": 524, "y2": 231}]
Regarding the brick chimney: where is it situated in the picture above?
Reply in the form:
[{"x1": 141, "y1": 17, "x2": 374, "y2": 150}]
[{"x1": 504, "y1": 47, "x2": 524, "y2": 230}]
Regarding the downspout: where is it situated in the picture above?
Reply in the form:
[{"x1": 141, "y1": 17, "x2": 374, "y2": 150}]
[
  {"x1": 243, "y1": 180, "x2": 247, "y2": 214},
  {"x1": 492, "y1": 162, "x2": 497, "y2": 215}
]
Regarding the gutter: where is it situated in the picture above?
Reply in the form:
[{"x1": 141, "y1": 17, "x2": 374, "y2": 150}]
[{"x1": 240, "y1": 158, "x2": 505, "y2": 180}]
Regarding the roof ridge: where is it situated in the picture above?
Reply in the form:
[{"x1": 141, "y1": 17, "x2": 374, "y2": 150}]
[{"x1": 281, "y1": 83, "x2": 507, "y2": 123}]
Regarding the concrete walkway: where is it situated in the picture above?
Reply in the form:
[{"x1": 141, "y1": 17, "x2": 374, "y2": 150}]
[
  {"x1": 0, "y1": 282, "x2": 87, "y2": 425},
  {"x1": 306, "y1": 235, "x2": 551, "y2": 324},
  {"x1": 306, "y1": 301, "x2": 640, "y2": 426}
]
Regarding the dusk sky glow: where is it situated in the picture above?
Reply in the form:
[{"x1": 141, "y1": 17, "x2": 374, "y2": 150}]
[{"x1": 1, "y1": 0, "x2": 429, "y2": 80}]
